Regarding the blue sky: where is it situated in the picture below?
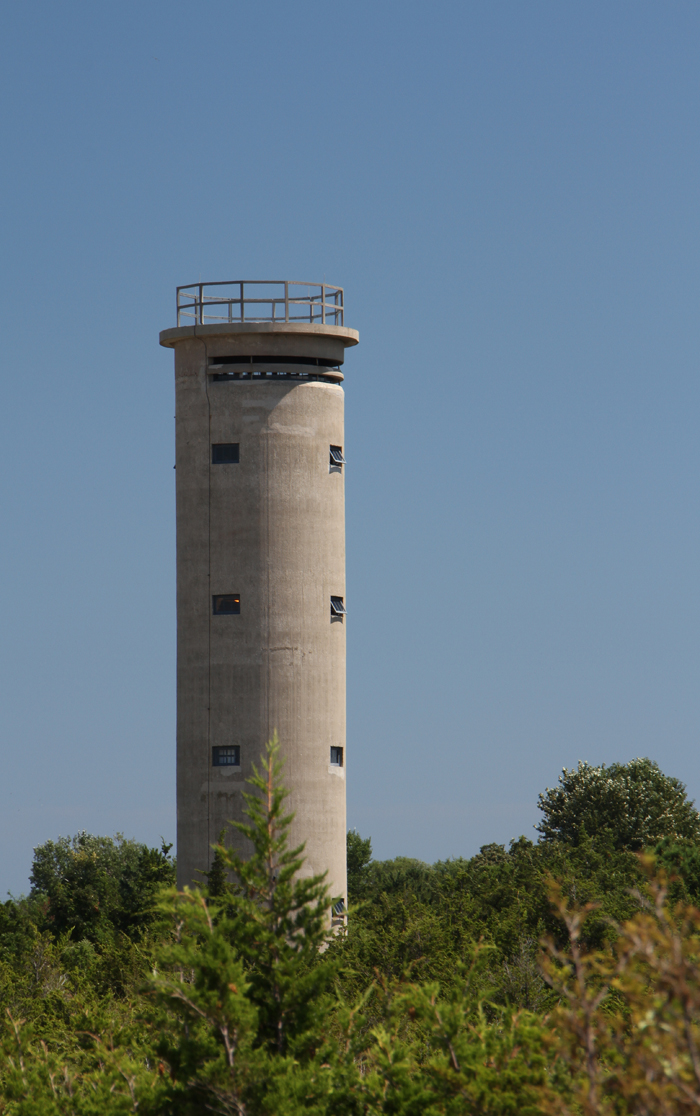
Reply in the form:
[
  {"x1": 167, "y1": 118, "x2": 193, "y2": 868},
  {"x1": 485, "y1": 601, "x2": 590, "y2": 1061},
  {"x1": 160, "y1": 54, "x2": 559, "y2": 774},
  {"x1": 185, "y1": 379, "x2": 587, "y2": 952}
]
[{"x1": 1, "y1": 1, "x2": 699, "y2": 894}]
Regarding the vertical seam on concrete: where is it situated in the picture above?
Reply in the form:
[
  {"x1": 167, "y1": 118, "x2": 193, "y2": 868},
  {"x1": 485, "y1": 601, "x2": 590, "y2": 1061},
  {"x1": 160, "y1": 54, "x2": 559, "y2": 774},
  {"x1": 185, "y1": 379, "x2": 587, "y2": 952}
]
[
  {"x1": 203, "y1": 339, "x2": 212, "y2": 869},
  {"x1": 265, "y1": 410, "x2": 271, "y2": 747}
]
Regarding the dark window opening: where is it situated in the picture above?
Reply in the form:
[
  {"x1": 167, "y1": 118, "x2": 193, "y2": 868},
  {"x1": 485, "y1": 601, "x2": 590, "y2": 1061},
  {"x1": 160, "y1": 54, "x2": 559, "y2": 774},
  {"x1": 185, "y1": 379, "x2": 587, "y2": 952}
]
[
  {"x1": 213, "y1": 745, "x2": 240, "y2": 767},
  {"x1": 330, "y1": 596, "x2": 346, "y2": 620},
  {"x1": 209, "y1": 354, "x2": 340, "y2": 368},
  {"x1": 212, "y1": 443, "x2": 239, "y2": 464},
  {"x1": 330, "y1": 746, "x2": 343, "y2": 767},
  {"x1": 213, "y1": 594, "x2": 240, "y2": 615},
  {"x1": 212, "y1": 370, "x2": 340, "y2": 383},
  {"x1": 329, "y1": 445, "x2": 345, "y2": 468}
]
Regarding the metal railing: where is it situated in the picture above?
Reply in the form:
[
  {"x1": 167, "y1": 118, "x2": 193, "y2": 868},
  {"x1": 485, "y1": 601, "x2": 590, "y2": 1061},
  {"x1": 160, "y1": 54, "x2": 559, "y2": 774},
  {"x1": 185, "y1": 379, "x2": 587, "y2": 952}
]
[{"x1": 176, "y1": 280, "x2": 344, "y2": 327}]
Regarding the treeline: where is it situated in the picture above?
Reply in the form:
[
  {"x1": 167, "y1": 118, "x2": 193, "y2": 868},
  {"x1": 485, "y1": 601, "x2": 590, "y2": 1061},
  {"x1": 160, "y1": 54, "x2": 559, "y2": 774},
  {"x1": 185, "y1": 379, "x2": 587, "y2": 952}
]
[
  {"x1": 339, "y1": 757, "x2": 700, "y2": 1012},
  {"x1": 2, "y1": 752, "x2": 700, "y2": 1113}
]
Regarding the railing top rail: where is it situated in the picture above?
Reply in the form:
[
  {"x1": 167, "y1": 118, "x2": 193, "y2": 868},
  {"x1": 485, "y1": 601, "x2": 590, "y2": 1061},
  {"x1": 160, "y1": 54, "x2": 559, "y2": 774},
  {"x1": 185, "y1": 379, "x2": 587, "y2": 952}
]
[
  {"x1": 175, "y1": 280, "x2": 344, "y2": 327},
  {"x1": 176, "y1": 279, "x2": 339, "y2": 290}
]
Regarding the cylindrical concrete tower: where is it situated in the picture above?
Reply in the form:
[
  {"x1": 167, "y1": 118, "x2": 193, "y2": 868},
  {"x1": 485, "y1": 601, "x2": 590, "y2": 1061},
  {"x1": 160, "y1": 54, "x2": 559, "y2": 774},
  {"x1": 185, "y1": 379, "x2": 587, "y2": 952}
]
[{"x1": 160, "y1": 281, "x2": 358, "y2": 907}]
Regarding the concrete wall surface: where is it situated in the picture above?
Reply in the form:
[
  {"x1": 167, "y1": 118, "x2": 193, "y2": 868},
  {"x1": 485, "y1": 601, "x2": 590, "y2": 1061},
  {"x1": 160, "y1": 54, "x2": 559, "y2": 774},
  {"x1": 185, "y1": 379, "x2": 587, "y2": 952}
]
[{"x1": 163, "y1": 322, "x2": 358, "y2": 908}]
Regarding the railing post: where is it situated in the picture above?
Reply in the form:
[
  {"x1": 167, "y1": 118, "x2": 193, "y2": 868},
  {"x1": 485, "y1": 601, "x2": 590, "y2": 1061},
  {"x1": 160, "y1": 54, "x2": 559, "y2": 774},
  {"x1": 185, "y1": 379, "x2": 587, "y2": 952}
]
[
  {"x1": 198, "y1": 284, "x2": 203, "y2": 325},
  {"x1": 240, "y1": 282, "x2": 244, "y2": 323},
  {"x1": 285, "y1": 281, "x2": 289, "y2": 322},
  {"x1": 321, "y1": 284, "x2": 325, "y2": 325}
]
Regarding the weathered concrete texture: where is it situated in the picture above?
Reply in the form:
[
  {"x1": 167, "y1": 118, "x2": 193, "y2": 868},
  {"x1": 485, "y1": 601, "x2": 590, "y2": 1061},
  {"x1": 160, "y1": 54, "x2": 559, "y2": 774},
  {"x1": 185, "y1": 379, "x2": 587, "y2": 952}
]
[{"x1": 160, "y1": 322, "x2": 358, "y2": 907}]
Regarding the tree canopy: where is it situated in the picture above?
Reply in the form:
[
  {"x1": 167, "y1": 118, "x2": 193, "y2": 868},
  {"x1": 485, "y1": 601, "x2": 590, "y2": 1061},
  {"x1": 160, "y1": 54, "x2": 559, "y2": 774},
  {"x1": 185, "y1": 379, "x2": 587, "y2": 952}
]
[
  {"x1": 29, "y1": 830, "x2": 175, "y2": 943},
  {"x1": 535, "y1": 756, "x2": 700, "y2": 850},
  {"x1": 2, "y1": 751, "x2": 700, "y2": 1113}
]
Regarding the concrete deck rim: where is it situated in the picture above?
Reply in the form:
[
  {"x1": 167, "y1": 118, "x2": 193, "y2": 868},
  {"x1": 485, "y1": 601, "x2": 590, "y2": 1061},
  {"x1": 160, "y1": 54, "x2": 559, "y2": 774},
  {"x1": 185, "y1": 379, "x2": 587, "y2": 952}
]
[{"x1": 159, "y1": 322, "x2": 360, "y2": 349}]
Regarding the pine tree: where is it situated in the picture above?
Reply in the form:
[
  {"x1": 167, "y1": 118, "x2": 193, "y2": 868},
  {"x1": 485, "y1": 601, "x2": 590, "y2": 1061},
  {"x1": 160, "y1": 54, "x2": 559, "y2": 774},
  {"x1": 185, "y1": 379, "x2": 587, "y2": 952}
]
[
  {"x1": 220, "y1": 733, "x2": 335, "y2": 1056},
  {"x1": 150, "y1": 736, "x2": 341, "y2": 1114},
  {"x1": 205, "y1": 828, "x2": 231, "y2": 899}
]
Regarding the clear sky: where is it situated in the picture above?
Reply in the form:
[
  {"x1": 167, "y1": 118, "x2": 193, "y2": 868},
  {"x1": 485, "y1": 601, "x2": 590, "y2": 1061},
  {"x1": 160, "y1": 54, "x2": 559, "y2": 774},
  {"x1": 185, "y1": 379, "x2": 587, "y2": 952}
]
[{"x1": 1, "y1": 1, "x2": 699, "y2": 895}]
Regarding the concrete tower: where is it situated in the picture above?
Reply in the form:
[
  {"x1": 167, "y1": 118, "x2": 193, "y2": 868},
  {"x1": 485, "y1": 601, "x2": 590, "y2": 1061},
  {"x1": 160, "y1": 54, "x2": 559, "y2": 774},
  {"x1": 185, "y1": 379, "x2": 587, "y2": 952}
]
[{"x1": 160, "y1": 281, "x2": 359, "y2": 907}]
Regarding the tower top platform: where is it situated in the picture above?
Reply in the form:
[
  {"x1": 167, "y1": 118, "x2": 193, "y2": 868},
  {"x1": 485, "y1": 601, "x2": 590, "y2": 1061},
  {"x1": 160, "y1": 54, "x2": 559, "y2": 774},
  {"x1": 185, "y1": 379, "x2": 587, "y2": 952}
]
[
  {"x1": 176, "y1": 279, "x2": 345, "y2": 327},
  {"x1": 159, "y1": 280, "x2": 359, "y2": 352}
]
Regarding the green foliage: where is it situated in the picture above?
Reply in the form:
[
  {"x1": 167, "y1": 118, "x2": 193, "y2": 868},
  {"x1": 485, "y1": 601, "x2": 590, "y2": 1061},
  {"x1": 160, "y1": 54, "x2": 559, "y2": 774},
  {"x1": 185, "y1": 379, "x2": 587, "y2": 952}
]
[
  {"x1": 379, "y1": 982, "x2": 550, "y2": 1116},
  {"x1": 29, "y1": 832, "x2": 175, "y2": 944},
  {"x1": 539, "y1": 867, "x2": 700, "y2": 1116},
  {"x1": 0, "y1": 834, "x2": 175, "y2": 1049},
  {"x1": 205, "y1": 828, "x2": 231, "y2": 898},
  {"x1": 0, "y1": 1004, "x2": 169, "y2": 1116},
  {"x1": 0, "y1": 741, "x2": 559, "y2": 1115},
  {"x1": 145, "y1": 738, "x2": 554, "y2": 1114},
  {"x1": 150, "y1": 737, "x2": 341, "y2": 1113},
  {"x1": 150, "y1": 888, "x2": 258, "y2": 1113},
  {"x1": 217, "y1": 734, "x2": 334, "y2": 1054},
  {"x1": 336, "y1": 829, "x2": 645, "y2": 1016},
  {"x1": 6, "y1": 751, "x2": 700, "y2": 1114},
  {"x1": 536, "y1": 756, "x2": 700, "y2": 850},
  {"x1": 346, "y1": 829, "x2": 372, "y2": 902}
]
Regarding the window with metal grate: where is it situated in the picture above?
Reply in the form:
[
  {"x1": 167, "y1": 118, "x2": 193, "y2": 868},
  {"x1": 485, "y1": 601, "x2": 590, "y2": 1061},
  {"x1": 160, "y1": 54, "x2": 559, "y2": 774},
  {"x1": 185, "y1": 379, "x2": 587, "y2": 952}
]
[{"x1": 213, "y1": 745, "x2": 240, "y2": 767}]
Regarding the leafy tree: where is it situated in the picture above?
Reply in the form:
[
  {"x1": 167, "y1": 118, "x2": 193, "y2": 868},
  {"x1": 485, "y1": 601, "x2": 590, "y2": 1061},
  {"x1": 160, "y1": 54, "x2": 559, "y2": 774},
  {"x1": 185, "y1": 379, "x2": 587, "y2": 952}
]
[
  {"x1": 29, "y1": 831, "x2": 175, "y2": 944},
  {"x1": 536, "y1": 757, "x2": 700, "y2": 851}
]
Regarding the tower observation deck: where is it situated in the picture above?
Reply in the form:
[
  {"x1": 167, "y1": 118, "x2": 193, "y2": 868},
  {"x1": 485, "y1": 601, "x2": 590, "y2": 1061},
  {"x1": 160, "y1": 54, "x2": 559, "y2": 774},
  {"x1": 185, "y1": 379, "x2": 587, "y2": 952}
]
[{"x1": 160, "y1": 281, "x2": 359, "y2": 908}]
